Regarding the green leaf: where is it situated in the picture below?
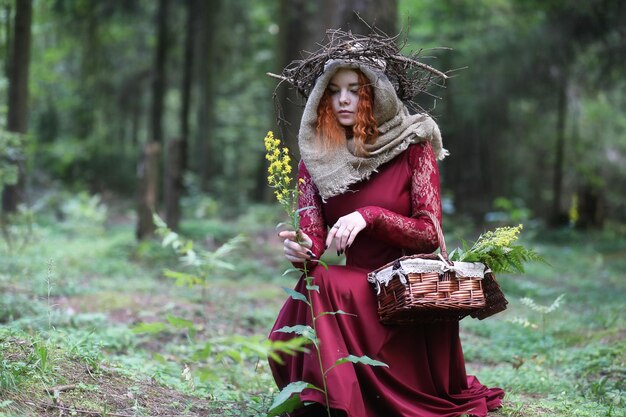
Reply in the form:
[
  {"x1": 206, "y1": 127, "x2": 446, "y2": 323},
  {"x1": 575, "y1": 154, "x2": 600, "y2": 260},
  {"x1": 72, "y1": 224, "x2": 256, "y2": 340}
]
[
  {"x1": 335, "y1": 354, "x2": 388, "y2": 368},
  {"x1": 306, "y1": 284, "x2": 320, "y2": 293},
  {"x1": 282, "y1": 287, "x2": 310, "y2": 306},
  {"x1": 224, "y1": 349, "x2": 242, "y2": 362},
  {"x1": 296, "y1": 205, "x2": 316, "y2": 214},
  {"x1": 211, "y1": 258, "x2": 236, "y2": 270},
  {"x1": 0, "y1": 400, "x2": 14, "y2": 408},
  {"x1": 162, "y1": 231, "x2": 179, "y2": 248},
  {"x1": 274, "y1": 325, "x2": 318, "y2": 346},
  {"x1": 152, "y1": 213, "x2": 167, "y2": 229},
  {"x1": 324, "y1": 354, "x2": 388, "y2": 377},
  {"x1": 315, "y1": 259, "x2": 329, "y2": 270},
  {"x1": 166, "y1": 315, "x2": 194, "y2": 329},
  {"x1": 282, "y1": 268, "x2": 302, "y2": 276},
  {"x1": 267, "y1": 381, "x2": 317, "y2": 416},
  {"x1": 266, "y1": 337, "x2": 311, "y2": 364},
  {"x1": 164, "y1": 269, "x2": 202, "y2": 287},
  {"x1": 316, "y1": 310, "x2": 356, "y2": 319},
  {"x1": 192, "y1": 342, "x2": 212, "y2": 361},
  {"x1": 213, "y1": 234, "x2": 245, "y2": 257},
  {"x1": 131, "y1": 322, "x2": 168, "y2": 334}
]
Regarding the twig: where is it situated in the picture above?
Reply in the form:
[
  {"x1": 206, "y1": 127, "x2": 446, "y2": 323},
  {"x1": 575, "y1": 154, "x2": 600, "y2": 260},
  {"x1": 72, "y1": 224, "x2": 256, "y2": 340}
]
[
  {"x1": 28, "y1": 401, "x2": 134, "y2": 417},
  {"x1": 266, "y1": 72, "x2": 292, "y2": 83},
  {"x1": 44, "y1": 384, "x2": 78, "y2": 394},
  {"x1": 85, "y1": 364, "x2": 98, "y2": 382},
  {"x1": 393, "y1": 55, "x2": 448, "y2": 79}
]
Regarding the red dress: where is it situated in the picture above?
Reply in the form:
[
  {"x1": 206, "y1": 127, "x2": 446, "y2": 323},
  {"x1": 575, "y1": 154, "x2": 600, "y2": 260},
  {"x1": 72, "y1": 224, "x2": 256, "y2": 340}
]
[{"x1": 269, "y1": 143, "x2": 504, "y2": 417}]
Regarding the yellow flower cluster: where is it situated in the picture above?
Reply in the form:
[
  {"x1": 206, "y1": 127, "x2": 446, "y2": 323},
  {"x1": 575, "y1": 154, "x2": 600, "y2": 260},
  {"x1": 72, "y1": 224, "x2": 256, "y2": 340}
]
[
  {"x1": 478, "y1": 224, "x2": 523, "y2": 249},
  {"x1": 264, "y1": 131, "x2": 298, "y2": 217}
]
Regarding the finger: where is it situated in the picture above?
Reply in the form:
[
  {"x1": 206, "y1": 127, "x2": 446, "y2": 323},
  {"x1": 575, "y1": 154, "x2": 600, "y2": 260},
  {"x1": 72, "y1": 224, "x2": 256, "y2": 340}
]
[
  {"x1": 339, "y1": 225, "x2": 355, "y2": 250},
  {"x1": 284, "y1": 248, "x2": 309, "y2": 262},
  {"x1": 346, "y1": 224, "x2": 362, "y2": 248},
  {"x1": 298, "y1": 232, "x2": 313, "y2": 249},
  {"x1": 284, "y1": 239, "x2": 310, "y2": 259},
  {"x1": 285, "y1": 253, "x2": 307, "y2": 263},
  {"x1": 279, "y1": 230, "x2": 313, "y2": 249},
  {"x1": 278, "y1": 230, "x2": 297, "y2": 240},
  {"x1": 334, "y1": 223, "x2": 350, "y2": 252},
  {"x1": 284, "y1": 240, "x2": 309, "y2": 257},
  {"x1": 325, "y1": 224, "x2": 339, "y2": 249}
]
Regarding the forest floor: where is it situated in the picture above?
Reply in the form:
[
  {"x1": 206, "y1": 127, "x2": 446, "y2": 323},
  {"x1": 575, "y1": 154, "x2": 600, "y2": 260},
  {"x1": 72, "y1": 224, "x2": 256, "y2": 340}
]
[{"x1": 0, "y1": 202, "x2": 624, "y2": 417}]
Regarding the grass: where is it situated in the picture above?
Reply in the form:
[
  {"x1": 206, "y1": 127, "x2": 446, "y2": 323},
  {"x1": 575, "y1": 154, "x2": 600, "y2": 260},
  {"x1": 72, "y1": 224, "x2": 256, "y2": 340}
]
[
  {"x1": 460, "y1": 229, "x2": 626, "y2": 417},
  {"x1": 0, "y1": 200, "x2": 624, "y2": 416}
]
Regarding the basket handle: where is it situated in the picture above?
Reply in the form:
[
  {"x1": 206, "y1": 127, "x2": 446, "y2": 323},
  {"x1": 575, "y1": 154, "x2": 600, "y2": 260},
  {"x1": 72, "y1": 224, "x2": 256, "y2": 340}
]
[{"x1": 414, "y1": 210, "x2": 449, "y2": 261}]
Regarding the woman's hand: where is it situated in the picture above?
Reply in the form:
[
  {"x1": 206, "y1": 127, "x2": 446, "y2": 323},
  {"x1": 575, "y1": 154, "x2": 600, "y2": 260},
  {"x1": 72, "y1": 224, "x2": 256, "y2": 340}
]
[
  {"x1": 278, "y1": 230, "x2": 315, "y2": 263},
  {"x1": 326, "y1": 211, "x2": 366, "y2": 254}
]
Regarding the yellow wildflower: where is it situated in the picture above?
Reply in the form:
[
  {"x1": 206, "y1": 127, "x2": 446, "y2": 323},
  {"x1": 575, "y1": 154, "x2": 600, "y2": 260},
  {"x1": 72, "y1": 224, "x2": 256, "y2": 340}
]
[{"x1": 263, "y1": 130, "x2": 299, "y2": 226}]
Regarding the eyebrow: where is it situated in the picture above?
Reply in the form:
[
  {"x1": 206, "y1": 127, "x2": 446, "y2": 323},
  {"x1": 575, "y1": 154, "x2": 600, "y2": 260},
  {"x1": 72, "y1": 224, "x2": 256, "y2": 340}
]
[{"x1": 329, "y1": 82, "x2": 360, "y2": 88}]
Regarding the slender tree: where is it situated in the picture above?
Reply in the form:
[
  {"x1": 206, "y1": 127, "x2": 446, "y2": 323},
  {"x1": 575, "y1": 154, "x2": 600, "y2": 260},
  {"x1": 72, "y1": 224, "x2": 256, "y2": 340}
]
[
  {"x1": 2, "y1": 0, "x2": 32, "y2": 214},
  {"x1": 194, "y1": 0, "x2": 221, "y2": 189},
  {"x1": 275, "y1": 0, "x2": 321, "y2": 161},
  {"x1": 151, "y1": 0, "x2": 168, "y2": 146},
  {"x1": 179, "y1": 0, "x2": 195, "y2": 177},
  {"x1": 3, "y1": 2, "x2": 12, "y2": 78},
  {"x1": 137, "y1": 0, "x2": 170, "y2": 239},
  {"x1": 165, "y1": 0, "x2": 196, "y2": 230}
]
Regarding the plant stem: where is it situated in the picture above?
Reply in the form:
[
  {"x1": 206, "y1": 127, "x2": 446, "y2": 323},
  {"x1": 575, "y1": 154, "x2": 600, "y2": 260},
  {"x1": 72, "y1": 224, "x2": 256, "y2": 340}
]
[
  {"x1": 46, "y1": 259, "x2": 54, "y2": 331},
  {"x1": 303, "y1": 263, "x2": 332, "y2": 417}
]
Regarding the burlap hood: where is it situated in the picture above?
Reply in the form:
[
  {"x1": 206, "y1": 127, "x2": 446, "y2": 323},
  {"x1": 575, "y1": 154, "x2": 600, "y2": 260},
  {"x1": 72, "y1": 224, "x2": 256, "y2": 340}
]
[{"x1": 298, "y1": 59, "x2": 447, "y2": 200}]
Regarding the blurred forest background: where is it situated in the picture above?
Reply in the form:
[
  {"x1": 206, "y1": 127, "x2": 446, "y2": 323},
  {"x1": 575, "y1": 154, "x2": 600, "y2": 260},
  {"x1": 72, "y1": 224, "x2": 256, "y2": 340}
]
[
  {"x1": 1, "y1": 0, "x2": 624, "y2": 232},
  {"x1": 0, "y1": 1, "x2": 625, "y2": 416}
]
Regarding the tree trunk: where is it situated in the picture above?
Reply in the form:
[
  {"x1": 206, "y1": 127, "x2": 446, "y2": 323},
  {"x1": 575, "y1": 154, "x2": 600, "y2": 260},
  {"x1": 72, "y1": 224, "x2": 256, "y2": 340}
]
[
  {"x1": 576, "y1": 183, "x2": 604, "y2": 229},
  {"x1": 2, "y1": 0, "x2": 32, "y2": 214},
  {"x1": 194, "y1": 0, "x2": 221, "y2": 189},
  {"x1": 549, "y1": 71, "x2": 568, "y2": 227},
  {"x1": 276, "y1": 0, "x2": 321, "y2": 162},
  {"x1": 165, "y1": 0, "x2": 196, "y2": 230},
  {"x1": 165, "y1": 138, "x2": 183, "y2": 230},
  {"x1": 130, "y1": 90, "x2": 141, "y2": 149},
  {"x1": 3, "y1": 3, "x2": 12, "y2": 78},
  {"x1": 180, "y1": 0, "x2": 195, "y2": 176},
  {"x1": 137, "y1": 0, "x2": 169, "y2": 239},
  {"x1": 136, "y1": 142, "x2": 161, "y2": 239},
  {"x1": 322, "y1": 0, "x2": 397, "y2": 35},
  {"x1": 150, "y1": 0, "x2": 169, "y2": 146}
]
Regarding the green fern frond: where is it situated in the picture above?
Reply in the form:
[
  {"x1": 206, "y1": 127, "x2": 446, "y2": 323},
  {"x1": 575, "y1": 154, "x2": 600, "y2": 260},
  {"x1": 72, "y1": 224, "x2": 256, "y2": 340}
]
[{"x1": 449, "y1": 224, "x2": 545, "y2": 274}]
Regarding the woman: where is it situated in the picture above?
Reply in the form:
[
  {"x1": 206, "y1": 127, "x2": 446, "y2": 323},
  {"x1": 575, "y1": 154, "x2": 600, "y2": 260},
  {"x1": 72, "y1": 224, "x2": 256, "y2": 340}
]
[{"x1": 269, "y1": 58, "x2": 504, "y2": 416}]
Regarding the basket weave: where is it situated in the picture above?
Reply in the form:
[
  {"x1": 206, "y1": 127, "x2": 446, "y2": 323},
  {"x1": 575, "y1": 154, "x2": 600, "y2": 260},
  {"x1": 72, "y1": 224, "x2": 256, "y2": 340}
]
[{"x1": 368, "y1": 211, "x2": 508, "y2": 324}]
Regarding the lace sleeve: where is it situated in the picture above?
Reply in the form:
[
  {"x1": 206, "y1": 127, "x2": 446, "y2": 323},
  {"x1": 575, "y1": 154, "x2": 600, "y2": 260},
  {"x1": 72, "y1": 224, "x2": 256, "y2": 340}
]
[
  {"x1": 356, "y1": 143, "x2": 442, "y2": 254},
  {"x1": 293, "y1": 161, "x2": 327, "y2": 269}
]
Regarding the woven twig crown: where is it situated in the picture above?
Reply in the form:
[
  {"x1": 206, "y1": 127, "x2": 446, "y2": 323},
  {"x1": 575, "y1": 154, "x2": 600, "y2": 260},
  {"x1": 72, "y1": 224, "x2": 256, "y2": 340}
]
[{"x1": 268, "y1": 27, "x2": 448, "y2": 103}]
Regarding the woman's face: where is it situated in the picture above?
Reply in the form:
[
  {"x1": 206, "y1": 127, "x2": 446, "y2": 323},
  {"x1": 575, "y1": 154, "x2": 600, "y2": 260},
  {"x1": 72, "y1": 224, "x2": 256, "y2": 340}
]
[{"x1": 328, "y1": 69, "x2": 360, "y2": 127}]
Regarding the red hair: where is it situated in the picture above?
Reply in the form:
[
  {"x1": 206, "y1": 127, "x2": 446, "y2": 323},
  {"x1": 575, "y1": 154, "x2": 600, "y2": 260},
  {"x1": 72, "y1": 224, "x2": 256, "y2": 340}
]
[{"x1": 316, "y1": 70, "x2": 379, "y2": 156}]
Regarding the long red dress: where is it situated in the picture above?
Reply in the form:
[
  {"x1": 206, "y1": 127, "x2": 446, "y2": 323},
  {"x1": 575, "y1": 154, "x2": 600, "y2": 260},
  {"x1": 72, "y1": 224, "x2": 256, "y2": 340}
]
[{"x1": 269, "y1": 143, "x2": 504, "y2": 417}]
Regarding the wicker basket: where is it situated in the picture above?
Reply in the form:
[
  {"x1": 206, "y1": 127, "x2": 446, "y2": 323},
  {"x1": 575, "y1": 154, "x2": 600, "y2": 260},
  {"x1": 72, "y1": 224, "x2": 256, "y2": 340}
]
[{"x1": 367, "y1": 211, "x2": 508, "y2": 324}]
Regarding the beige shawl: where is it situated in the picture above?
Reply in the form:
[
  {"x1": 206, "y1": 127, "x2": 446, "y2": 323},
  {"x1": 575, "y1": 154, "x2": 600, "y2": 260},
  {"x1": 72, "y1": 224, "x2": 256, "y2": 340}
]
[{"x1": 298, "y1": 60, "x2": 447, "y2": 200}]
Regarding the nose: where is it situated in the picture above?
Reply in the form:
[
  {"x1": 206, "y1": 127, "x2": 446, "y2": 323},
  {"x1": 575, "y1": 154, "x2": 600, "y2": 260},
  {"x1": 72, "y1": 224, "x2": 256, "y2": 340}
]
[{"x1": 339, "y1": 89, "x2": 350, "y2": 104}]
